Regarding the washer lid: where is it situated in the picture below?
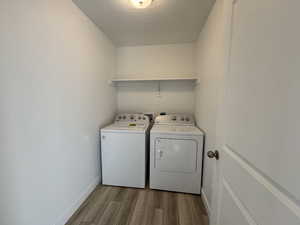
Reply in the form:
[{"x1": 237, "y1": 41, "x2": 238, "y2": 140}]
[
  {"x1": 151, "y1": 125, "x2": 204, "y2": 136},
  {"x1": 101, "y1": 122, "x2": 148, "y2": 133}
]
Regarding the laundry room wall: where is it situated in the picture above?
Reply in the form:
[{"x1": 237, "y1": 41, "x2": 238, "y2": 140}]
[
  {"x1": 0, "y1": 1, "x2": 116, "y2": 225},
  {"x1": 116, "y1": 43, "x2": 196, "y2": 114}
]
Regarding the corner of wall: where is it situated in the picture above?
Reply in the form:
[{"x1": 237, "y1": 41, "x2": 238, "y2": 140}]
[{"x1": 54, "y1": 176, "x2": 100, "y2": 225}]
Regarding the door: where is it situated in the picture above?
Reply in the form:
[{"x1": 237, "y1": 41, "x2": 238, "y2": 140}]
[
  {"x1": 101, "y1": 132, "x2": 146, "y2": 188},
  {"x1": 155, "y1": 138, "x2": 198, "y2": 173},
  {"x1": 150, "y1": 134, "x2": 203, "y2": 194},
  {"x1": 212, "y1": 0, "x2": 300, "y2": 225}
]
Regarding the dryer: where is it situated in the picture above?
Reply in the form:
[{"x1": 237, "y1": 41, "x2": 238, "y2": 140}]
[
  {"x1": 150, "y1": 114, "x2": 204, "y2": 194},
  {"x1": 101, "y1": 113, "x2": 150, "y2": 188}
]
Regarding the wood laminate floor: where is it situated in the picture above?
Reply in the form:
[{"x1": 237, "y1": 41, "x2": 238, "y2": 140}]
[{"x1": 66, "y1": 185, "x2": 208, "y2": 225}]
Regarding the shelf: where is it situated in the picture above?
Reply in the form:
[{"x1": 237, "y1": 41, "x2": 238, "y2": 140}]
[
  {"x1": 110, "y1": 77, "x2": 198, "y2": 83},
  {"x1": 109, "y1": 77, "x2": 199, "y2": 97}
]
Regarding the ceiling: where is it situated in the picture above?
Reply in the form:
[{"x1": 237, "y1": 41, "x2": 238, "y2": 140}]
[{"x1": 73, "y1": 0, "x2": 215, "y2": 46}]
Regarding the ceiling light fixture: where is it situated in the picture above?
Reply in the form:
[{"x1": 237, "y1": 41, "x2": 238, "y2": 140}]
[{"x1": 130, "y1": 0, "x2": 153, "y2": 9}]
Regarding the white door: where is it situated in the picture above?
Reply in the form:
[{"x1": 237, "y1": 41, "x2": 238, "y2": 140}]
[
  {"x1": 101, "y1": 132, "x2": 146, "y2": 188},
  {"x1": 155, "y1": 138, "x2": 198, "y2": 173},
  {"x1": 212, "y1": 0, "x2": 300, "y2": 225}
]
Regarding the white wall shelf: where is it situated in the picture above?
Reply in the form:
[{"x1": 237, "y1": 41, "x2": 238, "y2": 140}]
[
  {"x1": 109, "y1": 77, "x2": 199, "y2": 84},
  {"x1": 109, "y1": 77, "x2": 199, "y2": 97}
]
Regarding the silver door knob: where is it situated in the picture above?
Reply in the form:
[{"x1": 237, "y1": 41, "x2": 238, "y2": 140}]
[{"x1": 207, "y1": 150, "x2": 219, "y2": 160}]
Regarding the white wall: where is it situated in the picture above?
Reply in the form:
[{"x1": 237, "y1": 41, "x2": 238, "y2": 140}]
[
  {"x1": 116, "y1": 44, "x2": 196, "y2": 114},
  {"x1": 117, "y1": 43, "x2": 196, "y2": 77},
  {"x1": 0, "y1": 1, "x2": 116, "y2": 225},
  {"x1": 195, "y1": 0, "x2": 225, "y2": 220}
]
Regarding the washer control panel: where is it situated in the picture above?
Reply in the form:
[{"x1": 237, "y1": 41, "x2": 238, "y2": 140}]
[
  {"x1": 115, "y1": 113, "x2": 149, "y2": 123},
  {"x1": 155, "y1": 114, "x2": 195, "y2": 125}
]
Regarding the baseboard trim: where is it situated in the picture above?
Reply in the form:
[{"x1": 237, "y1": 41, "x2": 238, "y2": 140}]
[
  {"x1": 54, "y1": 176, "x2": 100, "y2": 225},
  {"x1": 201, "y1": 188, "x2": 211, "y2": 219}
]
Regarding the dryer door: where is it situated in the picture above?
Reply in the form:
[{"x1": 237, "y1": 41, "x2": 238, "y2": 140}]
[{"x1": 155, "y1": 138, "x2": 198, "y2": 173}]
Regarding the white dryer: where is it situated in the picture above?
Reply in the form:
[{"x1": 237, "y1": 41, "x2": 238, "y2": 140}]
[
  {"x1": 150, "y1": 114, "x2": 204, "y2": 194},
  {"x1": 101, "y1": 114, "x2": 150, "y2": 188}
]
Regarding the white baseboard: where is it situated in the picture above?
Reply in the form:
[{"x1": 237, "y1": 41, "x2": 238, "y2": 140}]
[
  {"x1": 201, "y1": 188, "x2": 211, "y2": 219},
  {"x1": 54, "y1": 176, "x2": 100, "y2": 225}
]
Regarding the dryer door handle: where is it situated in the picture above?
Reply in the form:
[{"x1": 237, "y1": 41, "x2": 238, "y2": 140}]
[{"x1": 157, "y1": 149, "x2": 164, "y2": 159}]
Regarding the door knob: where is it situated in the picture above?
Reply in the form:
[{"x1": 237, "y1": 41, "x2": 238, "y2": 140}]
[{"x1": 207, "y1": 150, "x2": 219, "y2": 160}]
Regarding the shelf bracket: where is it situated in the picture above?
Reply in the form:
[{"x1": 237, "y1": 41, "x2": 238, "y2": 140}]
[{"x1": 157, "y1": 81, "x2": 161, "y2": 97}]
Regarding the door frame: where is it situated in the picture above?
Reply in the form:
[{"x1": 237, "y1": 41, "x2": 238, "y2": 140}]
[{"x1": 215, "y1": 0, "x2": 239, "y2": 224}]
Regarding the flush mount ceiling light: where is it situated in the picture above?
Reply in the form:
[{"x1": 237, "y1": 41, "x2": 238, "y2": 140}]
[{"x1": 130, "y1": 0, "x2": 153, "y2": 9}]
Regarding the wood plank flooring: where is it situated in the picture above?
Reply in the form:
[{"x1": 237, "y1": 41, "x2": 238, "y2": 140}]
[{"x1": 66, "y1": 185, "x2": 208, "y2": 225}]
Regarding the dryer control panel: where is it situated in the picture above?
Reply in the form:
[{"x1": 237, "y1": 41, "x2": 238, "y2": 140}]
[{"x1": 154, "y1": 114, "x2": 195, "y2": 126}]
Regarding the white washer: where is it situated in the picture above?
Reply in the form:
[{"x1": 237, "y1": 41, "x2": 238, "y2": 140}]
[
  {"x1": 150, "y1": 114, "x2": 204, "y2": 194},
  {"x1": 101, "y1": 113, "x2": 150, "y2": 188}
]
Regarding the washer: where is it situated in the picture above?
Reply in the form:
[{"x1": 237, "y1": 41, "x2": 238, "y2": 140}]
[
  {"x1": 150, "y1": 114, "x2": 204, "y2": 194},
  {"x1": 101, "y1": 113, "x2": 150, "y2": 188}
]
